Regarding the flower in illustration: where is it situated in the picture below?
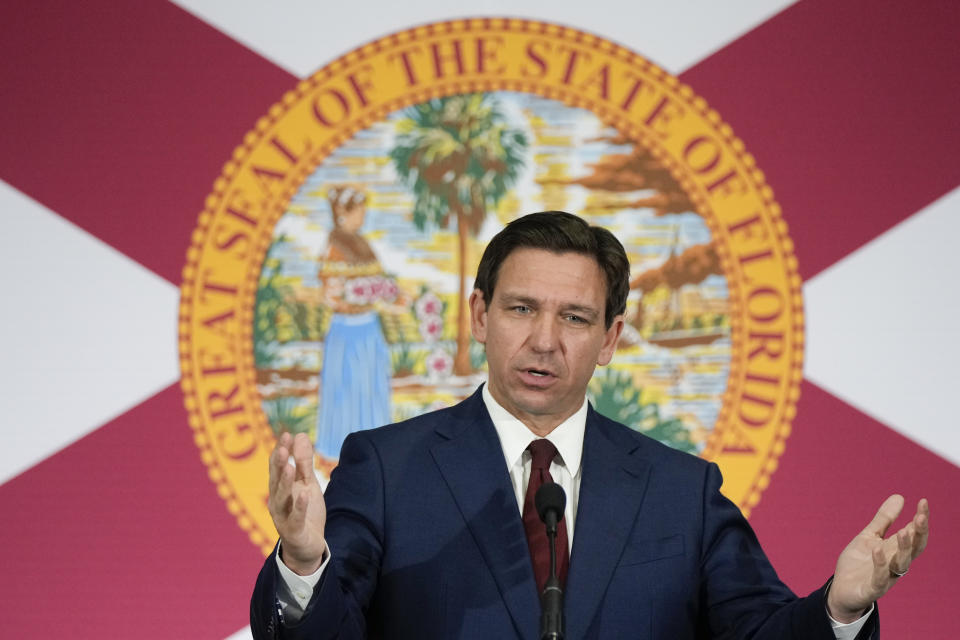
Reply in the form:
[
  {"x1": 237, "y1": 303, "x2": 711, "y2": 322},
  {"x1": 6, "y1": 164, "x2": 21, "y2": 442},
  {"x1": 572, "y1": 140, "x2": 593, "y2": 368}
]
[
  {"x1": 343, "y1": 276, "x2": 371, "y2": 305},
  {"x1": 419, "y1": 314, "x2": 444, "y2": 343},
  {"x1": 425, "y1": 348, "x2": 453, "y2": 379},
  {"x1": 415, "y1": 292, "x2": 443, "y2": 318},
  {"x1": 380, "y1": 277, "x2": 399, "y2": 302}
]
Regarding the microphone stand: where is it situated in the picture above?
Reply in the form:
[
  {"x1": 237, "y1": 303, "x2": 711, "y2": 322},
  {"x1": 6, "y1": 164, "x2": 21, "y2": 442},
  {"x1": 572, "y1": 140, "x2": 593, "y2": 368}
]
[{"x1": 540, "y1": 508, "x2": 564, "y2": 639}]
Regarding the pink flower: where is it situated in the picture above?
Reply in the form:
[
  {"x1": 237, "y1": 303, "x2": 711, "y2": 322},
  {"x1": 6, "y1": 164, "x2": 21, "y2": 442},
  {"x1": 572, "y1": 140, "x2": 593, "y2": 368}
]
[
  {"x1": 344, "y1": 277, "x2": 373, "y2": 304},
  {"x1": 381, "y1": 279, "x2": 398, "y2": 302},
  {"x1": 419, "y1": 314, "x2": 444, "y2": 342},
  {"x1": 415, "y1": 292, "x2": 443, "y2": 318},
  {"x1": 425, "y1": 348, "x2": 453, "y2": 379}
]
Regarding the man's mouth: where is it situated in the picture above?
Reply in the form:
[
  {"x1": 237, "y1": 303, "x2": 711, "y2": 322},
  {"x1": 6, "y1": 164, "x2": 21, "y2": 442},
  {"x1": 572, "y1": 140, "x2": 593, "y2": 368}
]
[{"x1": 521, "y1": 367, "x2": 556, "y2": 380}]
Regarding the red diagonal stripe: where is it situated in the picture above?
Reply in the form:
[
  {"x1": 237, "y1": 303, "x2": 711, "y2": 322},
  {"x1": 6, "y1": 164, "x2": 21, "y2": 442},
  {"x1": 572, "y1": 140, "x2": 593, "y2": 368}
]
[
  {"x1": 0, "y1": 0, "x2": 296, "y2": 284},
  {"x1": 680, "y1": 0, "x2": 960, "y2": 280},
  {"x1": 750, "y1": 380, "x2": 957, "y2": 636},
  {"x1": 0, "y1": 384, "x2": 262, "y2": 638}
]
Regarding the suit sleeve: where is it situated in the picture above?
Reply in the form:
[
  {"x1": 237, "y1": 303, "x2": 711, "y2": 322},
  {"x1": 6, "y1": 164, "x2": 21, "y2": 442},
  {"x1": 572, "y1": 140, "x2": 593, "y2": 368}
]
[
  {"x1": 698, "y1": 462, "x2": 879, "y2": 639},
  {"x1": 250, "y1": 431, "x2": 385, "y2": 639}
]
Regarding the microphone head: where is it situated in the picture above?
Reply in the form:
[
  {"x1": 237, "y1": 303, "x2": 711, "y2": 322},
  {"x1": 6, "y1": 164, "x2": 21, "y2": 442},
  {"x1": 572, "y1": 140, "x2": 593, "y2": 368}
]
[{"x1": 535, "y1": 482, "x2": 566, "y2": 524}]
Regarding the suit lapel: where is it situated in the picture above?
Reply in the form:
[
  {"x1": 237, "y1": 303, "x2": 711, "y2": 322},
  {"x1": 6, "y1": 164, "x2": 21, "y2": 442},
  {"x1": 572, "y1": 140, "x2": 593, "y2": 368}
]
[
  {"x1": 564, "y1": 409, "x2": 652, "y2": 639},
  {"x1": 430, "y1": 390, "x2": 540, "y2": 640}
]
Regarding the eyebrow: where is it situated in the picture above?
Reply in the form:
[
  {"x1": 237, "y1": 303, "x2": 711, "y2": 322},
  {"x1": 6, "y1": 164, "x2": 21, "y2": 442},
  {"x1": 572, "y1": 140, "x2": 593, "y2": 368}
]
[{"x1": 498, "y1": 293, "x2": 601, "y2": 321}]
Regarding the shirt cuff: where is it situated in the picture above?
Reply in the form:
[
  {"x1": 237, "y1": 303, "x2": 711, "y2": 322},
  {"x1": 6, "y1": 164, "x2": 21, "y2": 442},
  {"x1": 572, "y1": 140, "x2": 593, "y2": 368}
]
[
  {"x1": 275, "y1": 541, "x2": 330, "y2": 610},
  {"x1": 828, "y1": 603, "x2": 874, "y2": 640}
]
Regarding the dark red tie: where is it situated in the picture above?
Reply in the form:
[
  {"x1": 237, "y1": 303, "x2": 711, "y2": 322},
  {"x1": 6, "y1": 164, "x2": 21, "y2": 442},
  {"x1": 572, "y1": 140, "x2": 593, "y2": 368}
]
[{"x1": 522, "y1": 439, "x2": 569, "y2": 593}]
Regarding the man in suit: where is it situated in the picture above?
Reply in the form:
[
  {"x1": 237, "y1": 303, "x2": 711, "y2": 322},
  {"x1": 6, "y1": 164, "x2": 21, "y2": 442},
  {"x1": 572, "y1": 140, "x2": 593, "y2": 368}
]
[{"x1": 252, "y1": 211, "x2": 929, "y2": 639}]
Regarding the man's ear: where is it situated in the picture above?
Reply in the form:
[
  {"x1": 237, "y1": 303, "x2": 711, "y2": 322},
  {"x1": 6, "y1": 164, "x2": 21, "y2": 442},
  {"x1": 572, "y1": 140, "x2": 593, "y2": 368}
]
[
  {"x1": 469, "y1": 289, "x2": 487, "y2": 343},
  {"x1": 596, "y1": 315, "x2": 624, "y2": 366}
]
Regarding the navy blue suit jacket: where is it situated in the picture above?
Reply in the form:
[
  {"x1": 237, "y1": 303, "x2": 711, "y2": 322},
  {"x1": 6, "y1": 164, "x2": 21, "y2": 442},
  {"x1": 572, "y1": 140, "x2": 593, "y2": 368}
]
[{"x1": 252, "y1": 387, "x2": 877, "y2": 639}]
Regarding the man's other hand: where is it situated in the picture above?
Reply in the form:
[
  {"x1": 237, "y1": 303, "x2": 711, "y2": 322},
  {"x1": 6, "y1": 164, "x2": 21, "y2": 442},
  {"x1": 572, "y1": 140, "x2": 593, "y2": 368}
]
[
  {"x1": 268, "y1": 432, "x2": 328, "y2": 575},
  {"x1": 827, "y1": 495, "x2": 930, "y2": 622}
]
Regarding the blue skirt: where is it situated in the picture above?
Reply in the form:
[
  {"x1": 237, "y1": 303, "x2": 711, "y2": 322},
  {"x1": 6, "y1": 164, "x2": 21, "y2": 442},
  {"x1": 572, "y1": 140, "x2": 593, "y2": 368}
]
[{"x1": 315, "y1": 312, "x2": 391, "y2": 458}]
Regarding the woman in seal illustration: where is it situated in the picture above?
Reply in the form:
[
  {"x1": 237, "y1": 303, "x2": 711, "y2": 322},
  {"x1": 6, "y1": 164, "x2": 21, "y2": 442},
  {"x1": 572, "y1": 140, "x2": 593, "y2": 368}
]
[{"x1": 314, "y1": 185, "x2": 398, "y2": 471}]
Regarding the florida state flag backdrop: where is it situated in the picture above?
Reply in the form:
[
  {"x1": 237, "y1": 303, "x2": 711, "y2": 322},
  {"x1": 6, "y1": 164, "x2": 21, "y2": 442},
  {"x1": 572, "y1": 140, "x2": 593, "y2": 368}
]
[{"x1": 1, "y1": 1, "x2": 957, "y2": 637}]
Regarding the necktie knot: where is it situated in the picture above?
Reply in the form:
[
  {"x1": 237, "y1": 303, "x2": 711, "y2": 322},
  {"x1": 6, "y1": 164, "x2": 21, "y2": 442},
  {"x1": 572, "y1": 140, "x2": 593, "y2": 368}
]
[{"x1": 527, "y1": 438, "x2": 559, "y2": 471}]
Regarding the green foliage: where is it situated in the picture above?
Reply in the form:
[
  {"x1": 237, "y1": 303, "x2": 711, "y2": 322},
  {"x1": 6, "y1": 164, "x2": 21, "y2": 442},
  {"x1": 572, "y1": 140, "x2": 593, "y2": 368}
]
[
  {"x1": 391, "y1": 343, "x2": 421, "y2": 376},
  {"x1": 253, "y1": 235, "x2": 317, "y2": 367},
  {"x1": 253, "y1": 241, "x2": 288, "y2": 367},
  {"x1": 589, "y1": 369, "x2": 696, "y2": 454},
  {"x1": 469, "y1": 338, "x2": 487, "y2": 370},
  {"x1": 263, "y1": 396, "x2": 316, "y2": 437},
  {"x1": 390, "y1": 93, "x2": 528, "y2": 233}
]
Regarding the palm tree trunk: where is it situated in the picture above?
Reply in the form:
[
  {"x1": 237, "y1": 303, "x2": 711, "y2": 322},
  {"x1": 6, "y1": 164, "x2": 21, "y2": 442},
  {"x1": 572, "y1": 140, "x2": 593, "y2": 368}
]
[{"x1": 453, "y1": 212, "x2": 472, "y2": 376}]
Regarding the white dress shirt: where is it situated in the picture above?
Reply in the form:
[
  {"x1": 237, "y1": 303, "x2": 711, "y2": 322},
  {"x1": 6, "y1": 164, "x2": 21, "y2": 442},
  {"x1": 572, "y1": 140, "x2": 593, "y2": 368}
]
[{"x1": 275, "y1": 387, "x2": 870, "y2": 637}]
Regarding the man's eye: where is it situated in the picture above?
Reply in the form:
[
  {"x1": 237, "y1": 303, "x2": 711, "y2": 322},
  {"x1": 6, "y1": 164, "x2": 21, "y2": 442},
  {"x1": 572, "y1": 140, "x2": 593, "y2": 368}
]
[
  {"x1": 512, "y1": 305, "x2": 530, "y2": 313},
  {"x1": 566, "y1": 315, "x2": 586, "y2": 324}
]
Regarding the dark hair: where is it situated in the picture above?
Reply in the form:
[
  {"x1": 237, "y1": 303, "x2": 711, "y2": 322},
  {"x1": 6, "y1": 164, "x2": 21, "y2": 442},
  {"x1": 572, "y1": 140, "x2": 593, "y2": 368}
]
[{"x1": 474, "y1": 211, "x2": 629, "y2": 328}]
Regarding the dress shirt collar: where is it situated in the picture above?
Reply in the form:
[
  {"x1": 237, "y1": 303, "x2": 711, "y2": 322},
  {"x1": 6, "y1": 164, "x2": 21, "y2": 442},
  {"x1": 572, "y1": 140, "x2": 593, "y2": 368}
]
[{"x1": 481, "y1": 383, "x2": 586, "y2": 476}]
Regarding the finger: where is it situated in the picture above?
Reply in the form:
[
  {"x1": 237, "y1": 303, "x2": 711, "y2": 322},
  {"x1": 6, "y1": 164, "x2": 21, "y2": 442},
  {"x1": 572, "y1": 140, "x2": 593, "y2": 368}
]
[
  {"x1": 912, "y1": 499, "x2": 929, "y2": 557},
  {"x1": 292, "y1": 432, "x2": 317, "y2": 482},
  {"x1": 288, "y1": 485, "x2": 310, "y2": 529},
  {"x1": 890, "y1": 527, "x2": 913, "y2": 576},
  {"x1": 870, "y1": 544, "x2": 888, "y2": 592},
  {"x1": 862, "y1": 494, "x2": 905, "y2": 537},
  {"x1": 268, "y1": 432, "x2": 293, "y2": 496},
  {"x1": 270, "y1": 461, "x2": 296, "y2": 521}
]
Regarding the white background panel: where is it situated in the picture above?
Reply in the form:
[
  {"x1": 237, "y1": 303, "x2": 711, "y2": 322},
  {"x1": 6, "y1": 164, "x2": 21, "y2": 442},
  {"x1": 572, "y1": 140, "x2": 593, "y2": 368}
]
[
  {"x1": 171, "y1": 0, "x2": 798, "y2": 77},
  {"x1": 223, "y1": 626, "x2": 252, "y2": 640},
  {"x1": 804, "y1": 187, "x2": 960, "y2": 466},
  {"x1": 0, "y1": 181, "x2": 181, "y2": 484}
]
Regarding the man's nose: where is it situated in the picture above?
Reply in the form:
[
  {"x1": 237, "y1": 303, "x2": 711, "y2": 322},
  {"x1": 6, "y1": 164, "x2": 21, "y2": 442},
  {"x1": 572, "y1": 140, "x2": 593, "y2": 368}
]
[{"x1": 528, "y1": 314, "x2": 559, "y2": 352}]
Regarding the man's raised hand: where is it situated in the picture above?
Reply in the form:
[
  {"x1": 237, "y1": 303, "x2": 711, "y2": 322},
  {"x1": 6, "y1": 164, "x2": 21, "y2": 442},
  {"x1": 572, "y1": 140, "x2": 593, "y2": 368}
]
[
  {"x1": 827, "y1": 495, "x2": 930, "y2": 623},
  {"x1": 268, "y1": 432, "x2": 328, "y2": 575}
]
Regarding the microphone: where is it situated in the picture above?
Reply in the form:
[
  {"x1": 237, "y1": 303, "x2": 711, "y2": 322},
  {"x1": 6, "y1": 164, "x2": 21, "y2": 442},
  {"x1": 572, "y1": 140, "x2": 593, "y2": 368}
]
[{"x1": 534, "y1": 482, "x2": 566, "y2": 640}]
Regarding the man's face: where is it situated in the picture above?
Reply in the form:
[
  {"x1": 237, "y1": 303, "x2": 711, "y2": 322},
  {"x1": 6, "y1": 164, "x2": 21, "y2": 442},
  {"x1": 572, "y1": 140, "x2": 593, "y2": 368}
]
[{"x1": 470, "y1": 248, "x2": 624, "y2": 434}]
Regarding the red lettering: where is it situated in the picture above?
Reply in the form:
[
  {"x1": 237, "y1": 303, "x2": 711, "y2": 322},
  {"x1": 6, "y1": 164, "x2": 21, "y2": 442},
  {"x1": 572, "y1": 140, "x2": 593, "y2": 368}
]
[
  {"x1": 388, "y1": 47, "x2": 421, "y2": 86},
  {"x1": 208, "y1": 385, "x2": 243, "y2": 419},
  {"x1": 269, "y1": 135, "x2": 303, "y2": 164},
  {"x1": 738, "y1": 248, "x2": 773, "y2": 268},
  {"x1": 747, "y1": 332, "x2": 784, "y2": 361},
  {"x1": 201, "y1": 309, "x2": 235, "y2": 337},
  {"x1": 224, "y1": 191, "x2": 257, "y2": 227},
  {"x1": 213, "y1": 228, "x2": 248, "y2": 254},
  {"x1": 431, "y1": 40, "x2": 465, "y2": 78},
  {"x1": 643, "y1": 95, "x2": 683, "y2": 139},
  {"x1": 746, "y1": 286, "x2": 784, "y2": 323},
  {"x1": 738, "y1": 392, "x2": 776, "y2": 427},
  {"x1": 721, "y1": 426, "x2": 757, "y2": 454},
  {"x1": 312, "y1": 87, "x2": 351, "y2": 127},
  {"x1": 619, "y1": 74, "x2": 646, "y2": 111},
  {"x1": 727, "y1": 213, "x2": 766, "y2": 241},
  {"x1": 199, "y1": 349, "x2": 237, "y2": 376},
  {"x1": 559, "y1": 46, "x2": 589, "y2": 84},
  {"x1": 705, "y1": 169, "x2": 744, "y2": 196},
  {"x1": 579, "y1": 63, "x2": 610, "y2": 100},
  {"x1": 250, "y1": 164, "x2": 286, "y2": 192},
  {"x1": 200, "y1": 270, "x2": 238, "y2": 300},
  {"x1": 522, "y1": 40, "x2": 549, "y2": 78},
  {"x1": 347, "y1": 66, "x2": 375, "y2": 107},
  {"x1": 217, "y1": 422, "x2": 257, "y2": 460},
  {"x1": 682, "y1": 136, "x2": 722, "y2": 174},
  {"x1": 475, "y1": 37, "x2": 505, "y2": 74}
]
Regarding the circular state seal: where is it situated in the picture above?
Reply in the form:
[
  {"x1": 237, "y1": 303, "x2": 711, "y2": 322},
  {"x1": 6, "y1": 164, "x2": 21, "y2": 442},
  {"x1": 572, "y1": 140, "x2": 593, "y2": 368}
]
[{"x1": 179, "y1": 18, "x2": 803, "y2": 555}]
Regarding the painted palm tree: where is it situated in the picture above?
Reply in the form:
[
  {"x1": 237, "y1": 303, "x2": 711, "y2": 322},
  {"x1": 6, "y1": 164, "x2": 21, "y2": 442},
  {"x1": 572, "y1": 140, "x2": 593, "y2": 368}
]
[{"x1": 391, "y1": 93, "x2": 528, "y2": 376}]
